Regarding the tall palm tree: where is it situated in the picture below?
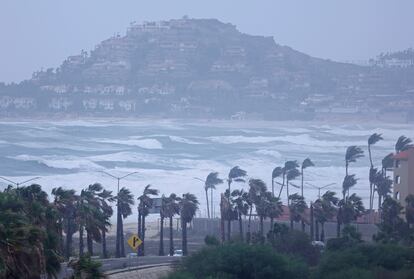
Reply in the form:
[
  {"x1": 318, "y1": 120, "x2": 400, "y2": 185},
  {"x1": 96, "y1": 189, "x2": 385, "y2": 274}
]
[
  {"x1": 395, "y1": 135, "x2": 413, "y2": 153},
  {"x1": 178, "y1": 193, "x2": 199, "y2": 256},
  {"x1": 271, "y1": 167, "x2": 283, "y2": 197},
  {"x1": 138, "y1": 184, "x2": 158, "y2": 256},
  {"x1": 247, "y1": 178, "x2": 267, "y2": 242},
  {"x1": 278, "y1": 161, "x2": 299, "y2": 199},
  {"x1": 345, "y1": 146, "x2": 364, "y2": 176},
  {"x1": 231, "y1": 189, "x2": 250, "y2": 241},
  {"x1": 342, "y1": 174, "x2": 358, "y2": 199},
  {"x1": 376, "y1": 175, "x2": 392, "y2": 212},
  {"x1": 226, "y1": 166, "x2": 247, "y2": 240},
  {"x1": 301, "y1": 158, "x2": 314, "y2": 198},
  {"x1": 255, "y1": 191, "x2": 272, "y2": 239},
  {"x1": 336, "y1": 193, "x2": 365, "y2": 237},
  {"x1": 286, "y1": 167, "x2": 300, "y2": 206},
  {"x1": 313, "y1": 191, "x2": 338, "y2": 241},
  {"x1": 96, "y1": 188, "x2": 114, "y2": 259},
  {"x1": 117, "y1": 187, "x2": 134, "y2": 257},
  {"x1": 158, "y1": 194, "x2": 169, "y2": 256},
  {"x1": 204, "y1": 172, "x2": 223, "y2": 218},
  {"x1": 164, "y1": 194, "x2": 180, "y2": 256},
  {"x1": 51, "y1": 187, "x2": 77, "y2": 260},
  {"x1": 382, "y1": 153, "x2": 394, "y2": 177},
  {"x1": 368, "y1": 133, "x2": 383, "y2": 212},
  {"x1": 288, "y1": 193, "x2": 307, "y2": 231}
]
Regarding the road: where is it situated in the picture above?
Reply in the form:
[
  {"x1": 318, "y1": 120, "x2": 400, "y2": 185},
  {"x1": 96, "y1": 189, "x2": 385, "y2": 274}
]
[{"x1": 58, "y1": 256, "x2": 181, "y2": 278}]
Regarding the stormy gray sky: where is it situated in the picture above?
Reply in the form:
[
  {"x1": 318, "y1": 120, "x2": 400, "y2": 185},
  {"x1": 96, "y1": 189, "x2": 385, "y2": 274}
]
[{"x1": 1, "y1": 0, "x2": 413, "y2": 83}]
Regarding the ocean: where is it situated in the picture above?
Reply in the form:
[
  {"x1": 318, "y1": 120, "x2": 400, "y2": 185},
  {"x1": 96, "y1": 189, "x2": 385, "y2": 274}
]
[{"x1": 0, "y1": 119, "x2": 412, "y2": 220}]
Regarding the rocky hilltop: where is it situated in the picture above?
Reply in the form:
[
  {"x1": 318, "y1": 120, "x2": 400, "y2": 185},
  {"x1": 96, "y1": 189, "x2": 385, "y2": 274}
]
[{"x1": 1, "y1": 18, "x2": 413, "y2": 121}]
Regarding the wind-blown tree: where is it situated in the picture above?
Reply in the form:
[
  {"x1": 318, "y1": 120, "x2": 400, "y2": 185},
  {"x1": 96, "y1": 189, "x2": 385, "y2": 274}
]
[
  {"x1": 268, "y1": 195, "x2": 283, "y2": 229},
  {"x1": 382, "y1": 153, "x2": 394, "y2": 177},
  {"x1": 395, "y1": 135, "x2": 413, "y2": 153},
  {"x1": 288, "y1": 193, "x2": 307, "y2": 231},
  {"x1": 286, "y1": 167, "x2": 301, "y2": 206},
  {"x1": 254, "y1": 191, "x2": 272, "y2": 239},
  {"x1": 278, "y1": 160, "x2": 299, "y2": 200},
  {"x1": 52, "y1": 187, "x2": 78, "y2": 260},
  {"x1": 96, "y1": 188, "x2": 114, "y2": 259},
  {"x1": 164, "y1": 194, "x2": 180, "y2": 256},
  {"x1": 345, "y1": 146, "x2": 364, "y2": 176},
  {"x1": 368, "y1": 133, "x2": 383, "y2": 211},
  {"x1": 117, "y1": 187, "x2": 134, "y2": 257},
  {"x1": 77, "y1": 187, "x2": 99, "y2": 256},
  {"x1": 301, "y1": 158, "x2": 314, "y2": 198},
  {"x1": 336, "y1": 193, "x2": 365, "y2": 237},
  {"x1": 179, "y1": 193, "x2": 199, "y2": 256},
  {"x1": 138, "y1": 184, "x2": 158, "y2": 256},
  {"x1": 376, "y1": 174, "x2": 392, "y2": 212},
  {"x1": 231, "y1": 189, "x2": 250, "y2": 241},
  {"x1": 247, "y1": 179, "x2": 267, "y2": 241},
  {"x1": 226, "y1": 166, "x2": 247, "y2": 241},
  {"x1": 158, "y1": 194, "x2": 178, "y2": 256},
  {"x1": 271, "y1": 167, "x2": 283, "y2": 197},
  {"x1": 342, "y1": 174, "x2": 358, "y2": 199},
  {"x1": 313, "y1": 191, "x2": 338, "y2": 241},
  {"x1": 204, "y1": 172, "x2": 223, "y2": 219}
]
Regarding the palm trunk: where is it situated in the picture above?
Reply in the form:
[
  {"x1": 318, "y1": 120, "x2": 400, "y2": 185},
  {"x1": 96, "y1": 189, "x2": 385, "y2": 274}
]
[
  {"x1": 378, "y1": 194, "x2": 382, "y2": 219},
  {"x1": 138, "y1": 211, "x2": 142, "y2": 256},
  {"x1": 79, "y1": 225, "x2": 84, "y2": 257},
  {"x1": 86, "y1": 229, "x2": 93, "y2": 255},
  {"x1": 369, "y1": 146, "x2": 373, "y2": 213},
  {"x1": 141, "y1": 215, "x2": 146, "y2": 256},
  {"x1": 159, "y1": 216, "x2": 164, "y2": 256},
  {"x1": 259, "y1": 216, "x2": 264, "y2": 239},
  {"x1": 286, "y1": 180, "x2": 290, "y2": 206},
  {"x1": 310, "y1": 203, "x2": 314, "y2": 241},
  {"x1": 211, "y1": 188, "x2": 214, "y2": 218},
  {"x1": 205, "y1": 189, "x2": 210, "y2": 218},
  {"x1": 278, "y1": 174, "x2": 285, "y2": 199},
  {"x1": 238, "y1": 213, "x2": 243, "y2": 241},
  {"x1": 182, "y1": 219, "x2": 188, "y2": 256},
  {"x1": 227, "y1": 181, "x2": 231, "y2": 241},
  {"x1": 321, "y1": 222, "x2": 325, "y2": 242},
  {"x1": 290, "y1": 218, "x2": 294, "y2": 230},
  {"x1": 116, "y1": 207, "x2": 121, "y2": 258},
  {"x1": 315, "y1": 221, "x2": 319, "y2": 241},
  {"x1": 65, "y1": 217, "x2": 73, "y2": 260},
  {"x1": 169, "y1": 216, "x2": 174, "y2": 256},
  {"x1": 301, "y1": 220, "x2": 305, "y2": 232},
  {"x1": 270, "y1": 217, "x2": 274, "y2": 231},
  {"x1": 272, "y1": 178, "x2": 274, "y2": 197},
  {"x1": 102, "y1": 229, "x2": 107, "y2": 258},
  {"x1": 120, "y1": 217, "x2": 125, "y2": 257},
  {"x1": 301, "y1": 169, "x2": 304, "y2": 198},
  {"x1": 247, "y1": 206, "x2": 253, "y2": 243},
  {"x1": 220, "y1": 201, "x2": 225, "y2": 242}
]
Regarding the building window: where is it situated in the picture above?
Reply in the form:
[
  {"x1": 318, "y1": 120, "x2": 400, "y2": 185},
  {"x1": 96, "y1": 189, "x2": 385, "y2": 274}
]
[
  {"x1": 395, "y1": 175, "x2": 401, "y2": 184},
  {"x1": 395, "y1": 191, "x2": 400, "y2": 201},
  {"x1": 395, "y1": 160, "x2": 401, "y2": 168}
]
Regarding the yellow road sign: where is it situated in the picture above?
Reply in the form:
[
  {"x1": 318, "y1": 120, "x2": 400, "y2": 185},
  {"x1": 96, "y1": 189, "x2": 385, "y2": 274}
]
[{"x1": 127, "y1": 234, "x2": 143, "y2": 250}]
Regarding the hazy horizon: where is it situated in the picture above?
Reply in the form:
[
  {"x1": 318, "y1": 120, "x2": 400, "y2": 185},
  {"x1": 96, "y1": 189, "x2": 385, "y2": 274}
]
[{"x1": 1, "y1": 0, "x2": 414, "y2": 83}]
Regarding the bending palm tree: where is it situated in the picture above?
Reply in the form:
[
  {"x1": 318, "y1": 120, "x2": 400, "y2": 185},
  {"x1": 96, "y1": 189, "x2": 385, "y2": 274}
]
[
  {"x1": 117, "y1": 187, "x2": 134, "y2": 257},
  {"x1": 138, "y1": 184, "x2": 158, "y2": 256},
  {"x1": 381, "y1": 153, "x2": 394, "y2": 177},
  {"x1": 395, "y1": 135, "x2": 413, "y2": 153},
  {"x1": 288, "y1": 193, "x2": 307, "y2": 231},
  {"x1": 313, "y1": 191, "x2": 338, "y2": 241},
  {"x1": 345, "y1": 146, "x2": 364, "y2": 176},
  {"x1": 178, "y1": 193, "x2": 199, "y2": 256},
  {"x1": 247, "y1": 179, "x2": 267, "y2": 242},
  {"x1": 231, "y1": 189, "x2": 250, "y2": 241},
  {"x1": 271, "y1": 167, "x2": 283, "y2": 197},
  {"x1": 226, "y1": 166, "x2": 247, "y2": 240},
  {"x1": 204, "y1": 172, "x2": 223, "y2": 218},
  {"x1": 301, "y1": 158, "x2": 314, "y2": 198},
  {"x1": 286, "y1": 167, "x2": 300, "y2": 206},
  {"x1": 278, "y1": 160, "x2": 299, "y2": 202},
  {"x1": 164, "y1": 194, "x2": 180, "y2": 256},
  {"x1": 368, "y1": 133, "x2": 383, "y2": 212}
]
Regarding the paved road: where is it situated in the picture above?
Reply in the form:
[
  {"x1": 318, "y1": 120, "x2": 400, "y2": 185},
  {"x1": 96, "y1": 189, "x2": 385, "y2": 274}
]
[
  {"x1": 58, "y1": 256, "x2": 181, "y2": 278},
  {"x1": 107, "y1": 265, "x2": 173, "y2": 279}
]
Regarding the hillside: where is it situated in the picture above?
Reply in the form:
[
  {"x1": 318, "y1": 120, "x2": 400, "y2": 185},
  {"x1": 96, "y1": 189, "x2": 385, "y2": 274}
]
[{"x1": 1, "y1": 17, "x2": 413, "y2": 120}]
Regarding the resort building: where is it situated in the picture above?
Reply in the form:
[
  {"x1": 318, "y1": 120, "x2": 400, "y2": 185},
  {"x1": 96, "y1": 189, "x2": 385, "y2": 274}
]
[{"x1": 393, "y1": 148, "x2": 414, "y2": 207}]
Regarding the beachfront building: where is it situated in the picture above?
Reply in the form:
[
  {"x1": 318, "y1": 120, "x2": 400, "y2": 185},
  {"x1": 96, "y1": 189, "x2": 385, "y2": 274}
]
[{"x1": 393, "y1": 148, "x2": 414, "y2": 207}]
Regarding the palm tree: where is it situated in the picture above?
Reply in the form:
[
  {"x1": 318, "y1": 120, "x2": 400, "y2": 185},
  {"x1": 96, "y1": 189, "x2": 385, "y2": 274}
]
[
  {"x1": 342, "y1": 174, "x2": 358, "y2": 199},
  {"x1": 368, "y1": 133, "x2": 383, "y2": 212},
  {"x1": 313, "y1": 191, "x2": 338, "y2": 241},
  {"x1": 288, "y1": 193, "x2": 307, "y2": 231},
  {"x1": 226, "y1": 166, "x2": 247, "y2": 240},
  {"x1": 286, "y1": 167, "x2": 300, "y2": 206},
  {"x1": 117, "y1": 187, "x2": 134, "y2": 257},
  {"x1": 51, "y1": 187, "x2": 77, "y2": 260},
  {"x1": 164, "y1": 194, "x2": 180, "y2": 256},
  {"x1": 178, "y1": 193, "x2": 199, "y2": 256},
  {"x1": 301, "y1": 158, "x2": 314, "y2": 198},
  {"x1": 337, "y1": 193, "x2": 365, "y2": 236},
  {"x1": 255, "y1": 191, "x2": 272, "y2": 239},
  {"x1": 231, "y1": 189, "x2": 250, "y2": 241},
  {"x1": 278, "y1": 161, "x2": 299, "y2": 200},
  {"x1": 247, "y1": 178, "x2": 266, "y2": 242},
  {"x1": 159, "y1": 195, "x2": 168, "y2": 256},
  {"x1": 405, "y1": 194, "x2": 414, "y2": 228},
  {"x1": 345, "y1": 146, "x2": 364, "y2": 176},
  {"x1": 382, "y1": 153, "x2": 394, "y2": 177},
  {"x1": 376, "y1": 175, "x2": 392, "y2": 212},
  {"x1": 138, "y1": 184, "x2": 158, "y2": 256},
  {"x1": 204, "y1": 172, "x2": 223, "y2": 218},
  {"x1": 395, "y1": 135, "x2": 413, "y2": 153},
  {"x1": 96, "y1": 188, "x2": 114, "y2": 259},
  {"x1": 271, "y1": 167, "x2": 283, "y2": 197}
]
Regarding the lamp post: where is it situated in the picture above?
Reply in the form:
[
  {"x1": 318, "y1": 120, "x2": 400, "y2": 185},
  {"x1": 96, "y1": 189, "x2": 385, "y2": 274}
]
[
  {"x1": 0, "y1": 176, "x2": 41, "y2": 188},
  {"x1": 100, "y1": 171, "x2": 138, "y2": 258}
]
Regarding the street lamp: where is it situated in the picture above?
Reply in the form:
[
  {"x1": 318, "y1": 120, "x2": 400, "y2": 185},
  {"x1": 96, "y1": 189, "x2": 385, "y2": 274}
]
[
  {"x1": 100, "y1": 171, "x2": 139, "y2": 258},
  {"x1": 0, "y1": 176, "x2": 41, "y2": 188},
  {"x1": 306, "y1": 182, "x2": 336, "y2": 199},
  {"x1": 193, "y1": 177, "x2": 212, "y2": 218}
]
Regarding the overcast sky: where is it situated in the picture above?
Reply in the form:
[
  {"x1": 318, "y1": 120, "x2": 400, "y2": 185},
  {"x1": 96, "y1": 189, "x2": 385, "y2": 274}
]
[{"x1": 1, "y1": 0, "x2": 414, "y2": 83}]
